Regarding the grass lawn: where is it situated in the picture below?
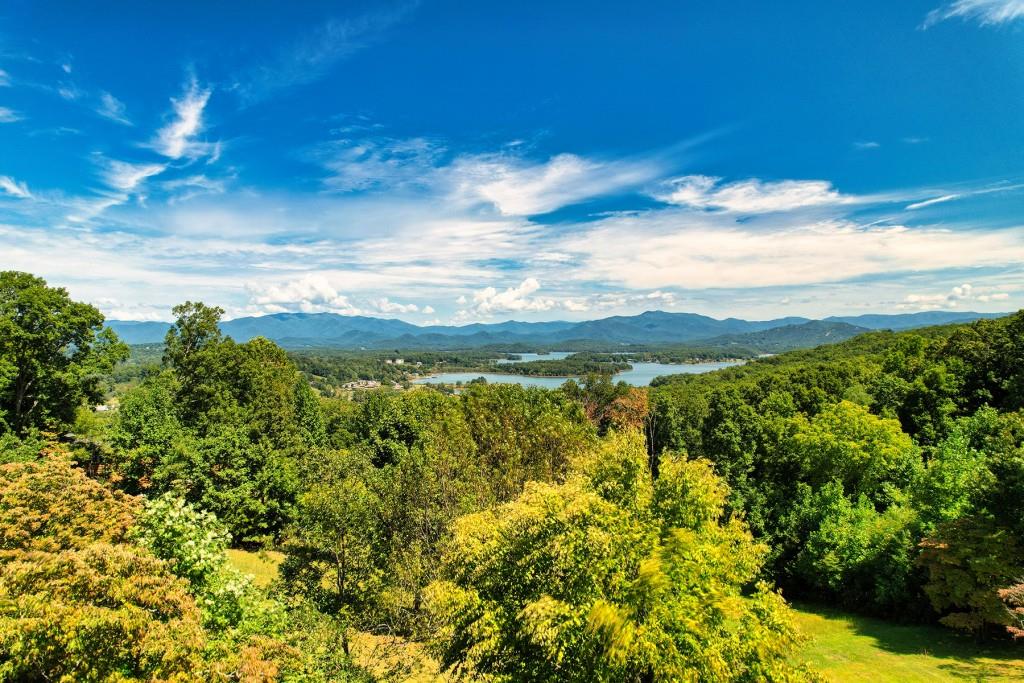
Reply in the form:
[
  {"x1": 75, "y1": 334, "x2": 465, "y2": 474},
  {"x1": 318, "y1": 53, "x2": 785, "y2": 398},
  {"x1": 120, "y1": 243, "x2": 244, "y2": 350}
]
[
  {"x1": 792, "y1": 602, "x2": 1024, "y2": 681},
  {"x1": 225, "y1": 548, "x2": 285, "y2": 588}
]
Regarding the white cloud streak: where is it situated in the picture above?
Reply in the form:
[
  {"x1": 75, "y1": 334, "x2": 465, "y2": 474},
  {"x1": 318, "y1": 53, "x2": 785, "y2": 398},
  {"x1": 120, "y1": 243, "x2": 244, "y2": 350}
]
[
  {"x1": 101, "y1": 159, "x2": 166, "y2": 192},
  {"x1": 0, "y1": 107, "x2": 23, "y2": 123},
  {"x1": 0, "y1": 176, "x2": 32, "y2": 199},
  {"x1": 152, "y1": 79, "x2": 213, "y2": 160},
  {"x1": 233, "y1": 4, "x2": 418, "y2": 104},
  {"x1": 96, "y1": 91, "x2": 132, "y2": 125},
  {"x1": 657, "y1": 175, "x2": 850, "y2": 213},
  {"x1": 924, "y1": 0, "x2": 1024, "y2": 27}
]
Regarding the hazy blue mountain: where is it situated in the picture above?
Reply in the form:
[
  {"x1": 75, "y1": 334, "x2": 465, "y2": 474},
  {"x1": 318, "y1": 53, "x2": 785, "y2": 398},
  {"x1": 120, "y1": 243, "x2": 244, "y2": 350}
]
[
  {"x1": 105, "y1": 320, "x2": 173, "y2": 345},
  {"x1": 698, "y1": 320, "x2": 870, "y2": 353},
  {"x1": 107, "y1": 309, "x2": 1008, "y2": 349},
  {"x1": 824, "y1": 311, "x2": 1007, "y2": 331}
]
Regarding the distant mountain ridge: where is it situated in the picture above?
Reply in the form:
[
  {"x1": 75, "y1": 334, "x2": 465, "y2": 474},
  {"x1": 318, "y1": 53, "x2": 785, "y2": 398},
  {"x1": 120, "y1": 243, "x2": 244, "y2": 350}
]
[
  {"x1": 696, "y1": 320, "x2": 871, "y2": 353},
  {"x1": 107, "y1": 309, "x2": 1009, "y2": 349}
]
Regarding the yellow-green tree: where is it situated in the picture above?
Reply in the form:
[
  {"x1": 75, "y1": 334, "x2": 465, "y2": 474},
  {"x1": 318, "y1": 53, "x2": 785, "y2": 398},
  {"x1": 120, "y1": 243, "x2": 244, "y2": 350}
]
[{"x1": 425, "y1": 430, "x2": 815, "y2": 682}]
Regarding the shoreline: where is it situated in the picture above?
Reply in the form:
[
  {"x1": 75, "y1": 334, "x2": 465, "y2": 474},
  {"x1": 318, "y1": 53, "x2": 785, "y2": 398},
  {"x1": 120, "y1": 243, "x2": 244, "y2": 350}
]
[{"x1": 410, "y1": 359, "x2": 746, "y2": 383}]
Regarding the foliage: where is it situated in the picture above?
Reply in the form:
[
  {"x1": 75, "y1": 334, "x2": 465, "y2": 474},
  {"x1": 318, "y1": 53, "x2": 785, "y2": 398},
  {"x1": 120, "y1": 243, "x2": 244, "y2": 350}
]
[
  {"x1": 424, "y1": 432, "x2": 815, "y2": 681},
  {"x1": 0, "y1": 452, "x2": 368, "y2": 682},
  {"x1": 131, "y1": 493, "x2": 287, "y2": 634},
  {"x1": 109, "y1": 304, "x2": 319, "y2": 541},
  {"x1": 0, "y1": 271, "x2": 128, "y2": 434},
  {"x1": 918, "y1": 517, "x2": 1024, "y2": 633},
  {"x1": 0, "y1": 455, "x2": 208, "y2": 681}
]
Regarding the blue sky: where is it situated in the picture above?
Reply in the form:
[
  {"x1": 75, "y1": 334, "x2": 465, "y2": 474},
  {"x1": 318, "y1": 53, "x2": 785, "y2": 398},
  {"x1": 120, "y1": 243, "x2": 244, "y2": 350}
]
[{"x1": 1, "y1": 0, "x2": 1023, "y2": 323}]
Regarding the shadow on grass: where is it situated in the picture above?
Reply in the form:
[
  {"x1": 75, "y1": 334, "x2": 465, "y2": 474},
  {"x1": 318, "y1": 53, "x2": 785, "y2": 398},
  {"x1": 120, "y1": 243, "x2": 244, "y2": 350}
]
[{"x1": 793, "y1": 600, "x2": 1024, "y2": 680}]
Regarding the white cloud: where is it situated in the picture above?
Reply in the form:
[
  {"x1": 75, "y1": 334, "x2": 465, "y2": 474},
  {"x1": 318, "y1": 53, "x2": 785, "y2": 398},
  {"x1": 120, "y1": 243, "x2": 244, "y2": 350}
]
[
  {"x1": 96, "y1": 91, "x2": 131, "y2": 125},
  {"x1": 0, "y1": 176, "x2": 32, "y2": 199},
  {"x1": 246, "y1": 274, "x2": 361, "y2": 315},
  {"x1": 854, "y1": 141, "x2": 881, "y2": 150},
  {"x1": 452, "y1": 152, "x2": 661, "y2": 216},
  {"x1": 657, "y1": 175, "x2": 849, "y2": 213},
  {"x1": 161, "y1": 174, "x2": 229, "y2": 203},
  {"x1": 902, "y1": 283, "x2": 1012, "y2": 309},
  {"x1": 317, "y1": 137, "x2": 445, "y2": 192},
  {"x1": 904, "y1": 183, "x2": 1023, "y2": 211},
  {"x1": 371, "y1": 297, "x2": 420, "y2": 313},
  {"x1": 0, "y1": 107, "x2": 22, "y2": 123},
  {"x1": 0, "y1": 69, "x2": 9, "y2": 87},
  {"x1": 101, "y1": 159, "x2": 166, "y2": 192},
  {"x1": 315, "y1": 137, "x2": 662, "y2": 216},
  {"x1": 558, "y1": 210, "x2": 1024, "y2": 290},
  {"x1": 56, "y1": 84, "x2": 80, "y2": 101},
  {"x1": 152, "y1": 79, "x2": 214, "y2": 160},
  {"x1": 906, "y1": 194, "x2": 960, "y2": 210},
  {"x1": 465, "y1": 277, "x2": 556, "y2": 316},
  {"x1": 924, "y1": 0, "x2": 1024, "y2": 27}
]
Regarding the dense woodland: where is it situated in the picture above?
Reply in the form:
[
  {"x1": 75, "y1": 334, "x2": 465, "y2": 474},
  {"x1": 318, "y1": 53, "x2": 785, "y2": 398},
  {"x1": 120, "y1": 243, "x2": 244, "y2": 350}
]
[{"x1": 2, "y1": 270, "x2": 1023, "y2": 681}]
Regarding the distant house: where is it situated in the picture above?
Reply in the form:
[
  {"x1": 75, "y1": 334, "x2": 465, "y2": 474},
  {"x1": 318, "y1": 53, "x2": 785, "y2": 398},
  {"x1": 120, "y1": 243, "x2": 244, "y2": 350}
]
[
  {"x1": 394, "y1": 358, "x2": 404, "y2": 365},
  {"x1": 340, "y1": 380, "x2": 382, "y2": 390}
]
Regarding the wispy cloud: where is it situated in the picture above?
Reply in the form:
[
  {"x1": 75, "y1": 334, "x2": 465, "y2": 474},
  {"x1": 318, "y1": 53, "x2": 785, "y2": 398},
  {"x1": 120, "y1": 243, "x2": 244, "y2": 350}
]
[
  {"x1": 0, "y1": 176, "x2": 32, "y2": 199},
  {"x1": 854, "y1": 141, "x2": 881, "y2": 150},
  {"x1": 0, "y1": 107, "x2": 23, "y2": 123},
  {"x1": 315, "y1": 134, "x2": 669, "y2": 216},
  {"x1": 923, "y1": 0, "x2": 1024, "y2": 28},
  {"x1": 905, "y1": 183, "x2": 1024, "y2": 210},
  {"x1": 316, "y1": 136, "x2": 445, "y2": 192},
  {"x1": 100, "y1": 159, "x2": 166, "y2": 192},
  {"x1": 151, "y1": 79, "x2": 214, "y2": 160},
  {"x1": 655, "y1": 175, "x2": 851, "y2": 213},
  {"x1": 905, "y1": 194, "x2": 960, "y2": 210},
  {"x1": 452, "y1": 152, "x2": 664, "y2": 216},
  {"x1": 233, "y1": 3, "x2": 418, "y2": 104},
  {"x1": 96, "y1": 91, "x2": 132, "y2": 125},
  {"x1": 161, "y1": 174, "x2": 229, "y2": 203},
  {"x1": 0, "y1": 69, "x2": 10, "y2": 87}
]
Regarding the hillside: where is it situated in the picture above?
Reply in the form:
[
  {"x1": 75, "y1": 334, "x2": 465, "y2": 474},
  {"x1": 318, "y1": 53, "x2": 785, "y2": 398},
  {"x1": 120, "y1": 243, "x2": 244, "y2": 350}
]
[{"x1": 107, "y1": 309, "x2": 1006, "y2": 349}]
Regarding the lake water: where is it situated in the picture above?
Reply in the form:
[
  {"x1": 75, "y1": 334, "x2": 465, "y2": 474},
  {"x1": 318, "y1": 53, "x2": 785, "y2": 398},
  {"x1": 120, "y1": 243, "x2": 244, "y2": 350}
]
[
  {"x1": 412, "y1": 360, "x2": 741, "y2": 389},
  {"x1": 495, "y1": 351, "x2": 573, "y2": 364}
]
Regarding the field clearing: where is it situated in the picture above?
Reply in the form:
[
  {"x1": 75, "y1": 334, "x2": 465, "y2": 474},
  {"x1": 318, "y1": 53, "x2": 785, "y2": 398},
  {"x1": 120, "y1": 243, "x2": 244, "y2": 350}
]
[
  {"x1": 225, "y1": 548, "x2": 285, "y2": 587},
  {"x1": 793, "y1": 602, "x2": 1024, "y2": 681}
]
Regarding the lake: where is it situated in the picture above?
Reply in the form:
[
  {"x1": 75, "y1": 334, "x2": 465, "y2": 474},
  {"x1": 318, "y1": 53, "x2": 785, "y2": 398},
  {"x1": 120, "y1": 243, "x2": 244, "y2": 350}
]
[
  {"x1": 495, "y1": 351, "x2": 573, "y2": 364},
  {"x1": 412, "y1": 360, "x2": 742, "y2": 389}
]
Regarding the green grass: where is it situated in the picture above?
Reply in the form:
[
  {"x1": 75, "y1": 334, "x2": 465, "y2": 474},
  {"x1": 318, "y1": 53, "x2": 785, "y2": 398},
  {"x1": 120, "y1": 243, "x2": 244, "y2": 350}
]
[
  {"x1": 225, "y1": 548, "x2": 284, "y2": 588},
  {"x1": 792, "y1": 602, "x2": 1024, "y2": 681}
]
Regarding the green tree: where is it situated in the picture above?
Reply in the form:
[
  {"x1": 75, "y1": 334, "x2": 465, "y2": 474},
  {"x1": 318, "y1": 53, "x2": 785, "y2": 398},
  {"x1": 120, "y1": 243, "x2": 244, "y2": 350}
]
[
  {"x1": 0, "y1": 271, "x2": 127, "y2": 433},
  {"x1": 425, "y1": 432, "x2": 814, "y2": 682},
  {"x1": 919, "y1": 516, "x2": 1024, "y2": 633}
]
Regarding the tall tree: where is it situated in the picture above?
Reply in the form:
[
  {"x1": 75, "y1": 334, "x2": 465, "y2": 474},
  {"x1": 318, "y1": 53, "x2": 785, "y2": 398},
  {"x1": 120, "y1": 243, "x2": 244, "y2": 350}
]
[{"x1": 0, "y1": 271, "x2": 127, "y2": 433}]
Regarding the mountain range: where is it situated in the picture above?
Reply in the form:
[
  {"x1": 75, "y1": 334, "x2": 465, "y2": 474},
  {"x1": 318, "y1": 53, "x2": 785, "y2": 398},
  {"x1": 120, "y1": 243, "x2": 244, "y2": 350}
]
[{"x1": 107, "y1": 309, "x2": 1008, "y2": 349}]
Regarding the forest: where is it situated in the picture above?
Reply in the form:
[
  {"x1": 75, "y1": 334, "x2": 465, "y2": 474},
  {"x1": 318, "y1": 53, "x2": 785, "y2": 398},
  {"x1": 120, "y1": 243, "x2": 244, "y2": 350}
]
[{"x1": 2, "y1": 270, "x2": 1023, "y2": 682}]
